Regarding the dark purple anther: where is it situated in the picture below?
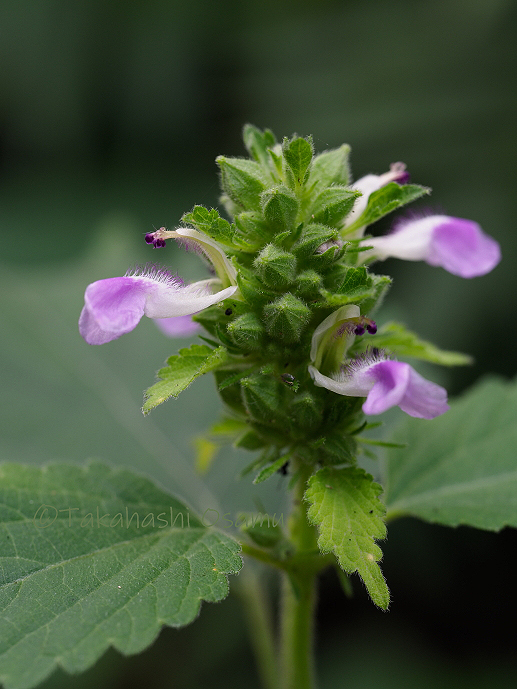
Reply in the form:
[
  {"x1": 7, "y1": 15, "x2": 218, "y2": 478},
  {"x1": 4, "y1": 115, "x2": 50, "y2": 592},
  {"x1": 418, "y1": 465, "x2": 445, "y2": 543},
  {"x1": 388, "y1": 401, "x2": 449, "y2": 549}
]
[
  {"x1": 354, "y1": 325, "x2": 365, "y2": 335},
  {"x1": 145, "y1": 233, "x2": 155, "y2": 244},
  {"x1": 367, "y1": 322, "x2": 377, "y2": 335},
  {"x1": 153, "y1": 238, "x2": 166, "y2": 248}
]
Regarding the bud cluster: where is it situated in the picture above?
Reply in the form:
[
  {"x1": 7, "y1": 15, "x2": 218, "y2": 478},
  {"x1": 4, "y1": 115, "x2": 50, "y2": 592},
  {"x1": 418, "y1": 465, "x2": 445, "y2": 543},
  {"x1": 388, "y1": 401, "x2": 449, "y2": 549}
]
[
  {"x1": 187, "y1": 126, "x2": 389, "y2": 468},
  {"x1": 79, "y1": 124, "x2": 500, "y2": 482}
]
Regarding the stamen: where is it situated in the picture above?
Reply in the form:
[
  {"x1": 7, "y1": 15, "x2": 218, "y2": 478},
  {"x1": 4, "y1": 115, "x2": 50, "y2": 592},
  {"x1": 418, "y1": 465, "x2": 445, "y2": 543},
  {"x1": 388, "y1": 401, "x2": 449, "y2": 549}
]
[
  {"x1": 144, "y1": 227, "x2": 176, "y2": 248},
  {"x1": 341, "y1": 316, "x2": 377, "y2": 337}
]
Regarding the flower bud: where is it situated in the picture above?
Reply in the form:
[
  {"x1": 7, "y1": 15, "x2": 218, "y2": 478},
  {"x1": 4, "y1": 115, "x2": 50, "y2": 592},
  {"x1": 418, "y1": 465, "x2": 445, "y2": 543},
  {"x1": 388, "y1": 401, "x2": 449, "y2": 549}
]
[
  {"x1": 309, "y1": 187, "x2": 360, "y2": 227},
  {"x1": 261, "y1": 185, "x2": 299, "y2": 233},
  {"x1": 290, "y1": 391, "x2": 322, "y2": 431},
  {"x1": 292, "y1": 223, "x2": 338, "y2": 257},
  {"x1": 241, "y1": 373, "x2": 283, "y2": 424},
  {"x1": 263, "y1": 294, "x2": 311, "y2": 344},
  {"x1": 254, "y1": 244, "x2": 297, "y2": 289},
  {"x1": 227, "y1": 312, "x2": 265, "y2": 351},
  {"x1": 294, "y1": 269, "x2": 323, "y2": 296},
  {"x1": 216, "y1": 156, "x2": 269, "y2": 211}
]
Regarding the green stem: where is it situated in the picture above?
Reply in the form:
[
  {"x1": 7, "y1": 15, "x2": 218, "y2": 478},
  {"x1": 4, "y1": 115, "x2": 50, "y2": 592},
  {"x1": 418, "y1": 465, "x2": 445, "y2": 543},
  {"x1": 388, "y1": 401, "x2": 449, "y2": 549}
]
[
  {"x1": 236, "y1": 567, "x2": 279, "y2": 689},
  {"x1": 280, "y1": 459, "x2": 318, "y2": 689}
]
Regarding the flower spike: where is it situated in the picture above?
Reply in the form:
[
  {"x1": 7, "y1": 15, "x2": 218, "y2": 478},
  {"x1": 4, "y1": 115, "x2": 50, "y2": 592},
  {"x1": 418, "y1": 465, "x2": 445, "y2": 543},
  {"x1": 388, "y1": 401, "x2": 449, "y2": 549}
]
[
  {"x1": 361, "y1": 214, "x2": 501, "y2": 278},
  {"x1": 309, "y1": 349, "x2": 449, "y2": 419}
]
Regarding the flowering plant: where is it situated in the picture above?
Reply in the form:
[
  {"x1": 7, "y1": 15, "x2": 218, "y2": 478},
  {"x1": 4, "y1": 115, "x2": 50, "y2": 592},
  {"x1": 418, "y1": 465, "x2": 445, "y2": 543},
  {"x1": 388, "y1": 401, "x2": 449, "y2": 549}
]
[{"x1": 0, "y1": 126, "x2": 505, "y2": 689}]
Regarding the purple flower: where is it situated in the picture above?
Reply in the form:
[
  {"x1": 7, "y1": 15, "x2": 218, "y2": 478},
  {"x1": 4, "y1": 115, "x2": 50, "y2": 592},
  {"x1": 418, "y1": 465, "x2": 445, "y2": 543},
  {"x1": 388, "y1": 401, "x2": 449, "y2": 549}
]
[
  {"x1": 309, "y1": 350, "x2": 449, "y2": 419},
  {"x1": 154, "y1": 314, "x2": 201, "y2": 338},
  {"x1": 79, "y1": 267, "x2": 237, "y2": 345},
  {"x1": 362, "y1": 214, "x2": 501, "y2": 278}
]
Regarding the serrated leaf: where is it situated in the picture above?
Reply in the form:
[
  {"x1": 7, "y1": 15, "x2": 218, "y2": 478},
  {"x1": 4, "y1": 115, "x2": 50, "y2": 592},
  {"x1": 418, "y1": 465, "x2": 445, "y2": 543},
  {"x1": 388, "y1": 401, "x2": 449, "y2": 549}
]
[
  {"x1": 343, "y1": 182, "x2": 430, "y2": 234},
  {"x1": 384, "y1": 377, "x2": 517, "y2": 530},
  {"x1": 305, "y1": 466, "x2": 389, "y2": 608},
  {"x1": 182, "y1": 205, "x2": 235, "y2": 246},
  {"x1": 0, "y1": 462, "x2": 242, "y2": 689},
  {"x1": 353, "y1": 322, "x2": 472, "y2": 366},
  {"x1": 143, "y1": 344, "x2": 228, "y2": 414}
]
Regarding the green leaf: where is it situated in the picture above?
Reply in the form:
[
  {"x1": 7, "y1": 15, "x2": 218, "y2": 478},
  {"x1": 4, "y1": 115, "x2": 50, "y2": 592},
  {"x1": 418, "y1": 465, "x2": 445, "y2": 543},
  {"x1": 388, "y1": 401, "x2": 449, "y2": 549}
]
[
  {"x1": 384, "y1": 377, "x2": 517, "y2": 530},
  {"x1": 282, "y1": 136, "x2": 314, "y2": 184},
  {"x1": 216, "y1": 157, "x2": 269, "y2": 211},
  {"x1": 305, "y1": 466, "x2": 389, "y2": 609},
  {"x1": 309, "y1": 144, "x2": 351, "y2": 189},
  {"x1": 143, "y1": 344, "x2": 228, "y2": 414},
  {"x1": 308, "y1": 187, "x2": 360, "y2": 227},
  {"x1": 353, "y1": 322, "x2": 473, "y2": 366},
  {"x1": 242, "y1": 124, "x2": 277, "y2": 169},
  {"x1": 0, "y1": 462, "x2": 242, "y2": 689},
  {"x1": 181, "y1": 205, "x2": 235, "y2": 247},
  {"x1": 343, "y1": 182, "x2": 430, "y2": 234},
  {"x1": 253, "y1": 455, "x2": 289, "y2": 484}
]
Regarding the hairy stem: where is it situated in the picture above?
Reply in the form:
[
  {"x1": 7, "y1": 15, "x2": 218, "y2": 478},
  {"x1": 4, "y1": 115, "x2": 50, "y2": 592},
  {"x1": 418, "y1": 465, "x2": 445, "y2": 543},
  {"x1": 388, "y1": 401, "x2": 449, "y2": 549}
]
[{"x1": 280, "y1": 459, "x2": 318, "y2": 689}]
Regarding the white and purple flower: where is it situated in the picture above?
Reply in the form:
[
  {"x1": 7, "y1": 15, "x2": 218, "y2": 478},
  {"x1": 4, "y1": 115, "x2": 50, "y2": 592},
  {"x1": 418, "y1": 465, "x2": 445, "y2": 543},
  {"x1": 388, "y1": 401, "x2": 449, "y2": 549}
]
[
  {"x1": 309, "y1": 306, "x2": 448, "y2": 419},
  {"x1": 309, "y1": 348, "x2": 449, "y2": 419},
  {"x1": 361, "y1": 214, "x2": 501, "y2": 278},
  {"x1": 79, "y1": 228, "x2": 238, "y2": 345}
]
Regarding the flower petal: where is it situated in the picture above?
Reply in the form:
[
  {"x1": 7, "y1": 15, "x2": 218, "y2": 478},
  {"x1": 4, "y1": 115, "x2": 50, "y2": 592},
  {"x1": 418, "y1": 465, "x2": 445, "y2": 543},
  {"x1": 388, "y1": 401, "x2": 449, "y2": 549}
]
[
  {"x1": 174, "y1": 228, "x2": 238, "y2": 286},
  {"x1": 361, "y1": 361, "x2": 411, "y2": 415},
  {"x1": 310, "y1": 304, "x2": 360, "y2": 365},
  {"x1": 426, "y1": 217, "x2": 501, "y2": 278},
  {"x1": 79, "y1": 268, "x2": 236, "y2": 344},
  {"x1": 154, "y1": 315, "x2": 201, "y2": 338},
  {"x1": 309, "y1": 354, "x2": 448, "y2": 419},
  {"x1": 363, "y1": 215, "x2": 501, "y2": 278}
]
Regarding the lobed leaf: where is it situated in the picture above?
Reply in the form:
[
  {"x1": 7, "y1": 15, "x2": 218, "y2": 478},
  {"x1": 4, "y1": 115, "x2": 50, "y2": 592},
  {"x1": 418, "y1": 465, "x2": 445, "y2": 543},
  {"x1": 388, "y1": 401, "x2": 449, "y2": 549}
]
[
  {"x1": 0, "y1": 462, "x2": 242, "y2": 689},
  {"x1": 305, "y1": 466, "x2": 389, "y2": 608}
]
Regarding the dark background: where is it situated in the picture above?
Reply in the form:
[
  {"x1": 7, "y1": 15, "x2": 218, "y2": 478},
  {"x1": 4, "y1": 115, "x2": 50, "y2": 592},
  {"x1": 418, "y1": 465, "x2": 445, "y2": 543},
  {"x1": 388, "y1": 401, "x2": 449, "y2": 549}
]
[{"x1": 1, "y1": 1, "x2": 516, "y2": 687}]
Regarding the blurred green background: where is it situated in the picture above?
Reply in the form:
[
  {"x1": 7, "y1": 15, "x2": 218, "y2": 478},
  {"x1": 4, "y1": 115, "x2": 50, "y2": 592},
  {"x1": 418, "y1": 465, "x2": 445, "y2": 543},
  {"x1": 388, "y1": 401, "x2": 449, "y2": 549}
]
[{"x1": 1, "y1": 0, "x2": 516, "y2": 687}]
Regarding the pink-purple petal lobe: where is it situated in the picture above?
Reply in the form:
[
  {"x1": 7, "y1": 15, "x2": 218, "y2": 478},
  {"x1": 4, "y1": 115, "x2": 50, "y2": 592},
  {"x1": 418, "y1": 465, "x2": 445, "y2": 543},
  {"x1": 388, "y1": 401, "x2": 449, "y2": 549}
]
[
  {"x1": 79, "y1": 271, "x2": 236, "y2": 345},
  {"x1": 309, "y1": 358, "x2": 449, "y2": 419},
  {"x1": 427, "y1": 217, "x2": 501, "y2": 278},
  {"x1": 364, "y1": 215, "x2": 501, "y2": 278},
  {"x1": 154, "y1": 315, "x2": 201, "y2": 338}
]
